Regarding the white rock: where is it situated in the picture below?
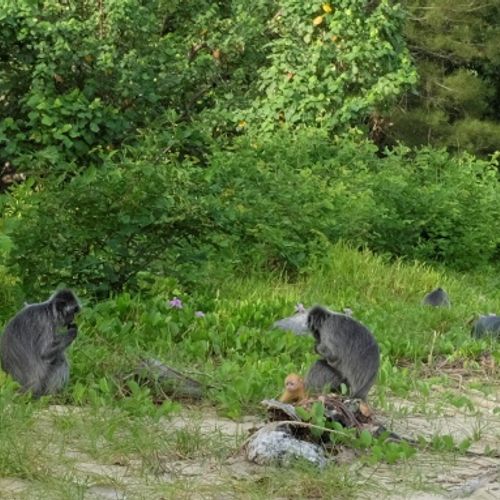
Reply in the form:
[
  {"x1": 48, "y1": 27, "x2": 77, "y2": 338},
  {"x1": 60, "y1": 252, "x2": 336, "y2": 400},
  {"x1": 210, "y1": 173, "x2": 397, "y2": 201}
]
[
  {"x1": 246, "y1": 427, "x2": 327, "y2": 468},
  {"x1": 272, "y1": 312, "x2": 310, "y2": 335}
]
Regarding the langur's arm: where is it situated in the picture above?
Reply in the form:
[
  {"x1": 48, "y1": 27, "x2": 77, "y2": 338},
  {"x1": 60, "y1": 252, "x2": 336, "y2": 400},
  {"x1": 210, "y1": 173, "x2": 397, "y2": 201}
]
[{"x1": 41, "y1": 324, "x2": 78, "y2": 363}]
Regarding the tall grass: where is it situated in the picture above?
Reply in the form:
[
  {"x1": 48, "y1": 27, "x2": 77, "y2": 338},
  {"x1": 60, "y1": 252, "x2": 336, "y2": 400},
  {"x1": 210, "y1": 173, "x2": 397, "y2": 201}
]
[
  {"x1": 45, "y1": 243, "x2": 498, "y2": 417},
  {"x1": 0, "y1": 244, "x2": 497, "y2": 497}
]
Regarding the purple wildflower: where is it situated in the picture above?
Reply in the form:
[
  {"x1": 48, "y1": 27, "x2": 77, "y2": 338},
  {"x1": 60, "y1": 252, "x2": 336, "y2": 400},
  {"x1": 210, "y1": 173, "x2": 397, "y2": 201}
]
[
  {"x1": 195, "y1": 311, "x2": 206, "y2": 318},
  {"x1": 168, "y1": 297, "x2": 183, "y2": 309}
]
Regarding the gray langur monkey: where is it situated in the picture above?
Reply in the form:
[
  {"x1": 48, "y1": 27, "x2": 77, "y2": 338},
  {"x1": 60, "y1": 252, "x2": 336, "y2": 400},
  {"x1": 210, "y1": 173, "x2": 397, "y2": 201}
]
[
  {"x1": 305, "y1": 359, "x2": 347, "y2": 394},
  {"x1": 422, "y1": 287, "x2": 450, "y2": 307},
  {"x1": 0, "y1": 289, "x2": 81, "y2": 397},
  {"x1": 471, "y1": 314, "x2": 500, "y2": 339},
  {"x1": 307, "y1": 306, "x2": 380, "y2": 400}
]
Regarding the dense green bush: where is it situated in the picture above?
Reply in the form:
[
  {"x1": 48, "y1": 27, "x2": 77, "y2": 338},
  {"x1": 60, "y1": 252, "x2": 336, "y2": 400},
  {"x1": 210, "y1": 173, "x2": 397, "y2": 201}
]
[
  {"x1": 0, "y1": 210, "x2": 23, "y2": 321},
  {"x1": 200, "y1": 131, "x2": 499, "y2": 271},
  {"x1": 363, "y1": 147, "x2": 500, "y2": 268},
  {"x1": 0, "y1": 0, "x2": 273, "y2": 171},
  {"x1": 3, "y1": 130, "x2": 498, "y2": 300},
  {"x1": 2, "y1": 157, "x2": 207, "y2": 298},
  {"x1": 0, "y1": 0, "x2": 416, "y2": 175}
]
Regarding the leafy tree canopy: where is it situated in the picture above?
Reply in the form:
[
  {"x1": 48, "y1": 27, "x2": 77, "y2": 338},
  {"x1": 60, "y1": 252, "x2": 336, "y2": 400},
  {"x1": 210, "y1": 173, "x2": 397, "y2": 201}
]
[
  {"x1": 386, "y1": 0, "x2": 500, "y2": 155},
  {"x1": 0, "y1": 0, "x2": 415, "y2": 174}
]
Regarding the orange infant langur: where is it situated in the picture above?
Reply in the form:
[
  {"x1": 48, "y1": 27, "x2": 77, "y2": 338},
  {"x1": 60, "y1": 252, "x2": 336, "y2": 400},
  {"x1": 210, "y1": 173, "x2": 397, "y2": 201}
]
[{"x1": 279, "y1": 373, "x2": 306, "y2": 404}]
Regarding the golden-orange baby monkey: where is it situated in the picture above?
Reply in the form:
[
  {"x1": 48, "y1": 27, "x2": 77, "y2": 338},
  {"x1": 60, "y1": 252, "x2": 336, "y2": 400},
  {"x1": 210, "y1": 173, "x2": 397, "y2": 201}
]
[{"x1": 279, "y1": 373, "x2": 306, "y2": 404}]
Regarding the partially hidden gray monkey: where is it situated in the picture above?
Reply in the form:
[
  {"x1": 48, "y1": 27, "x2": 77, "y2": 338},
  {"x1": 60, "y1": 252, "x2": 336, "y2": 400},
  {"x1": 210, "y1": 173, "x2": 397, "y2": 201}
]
[
  {"x1": 0, "y1": 289, "x2": 80, "y2": 397},
  {"x1": 471, "y1": 314, "x2": 500, "y2": 339},
  {"x1": 307, "y1": 306, "x2": 380, "y2": 400},
  {"x1": 422, "y1": 287, "x2": 450, "y2": 307}
]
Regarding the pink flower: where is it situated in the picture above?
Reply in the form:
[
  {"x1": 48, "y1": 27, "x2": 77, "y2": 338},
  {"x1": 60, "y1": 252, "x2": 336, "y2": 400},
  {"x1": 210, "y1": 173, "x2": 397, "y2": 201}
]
[
  {"x1": 168, "y1": 297, "x2": 183, "y2": 309},
  {"x1": 195, "y1": 311, "x2": 205, "y2": 318}
]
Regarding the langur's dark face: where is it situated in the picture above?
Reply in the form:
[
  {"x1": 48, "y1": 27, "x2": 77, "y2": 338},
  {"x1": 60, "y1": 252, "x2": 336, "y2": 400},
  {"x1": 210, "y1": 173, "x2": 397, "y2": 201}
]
[
  {"x1": 59, "y1": 302, "x2": 80, "y2": 326},
  {"x1": 307, "y1": 315, "x2": 323, "y2": 340},
  {"x1": 53, "y1": 291, "x2": 81, "y2": 326},
  {"x1": 306, "y1": 315, "x2": 315, "y2": 332},
  {"x1": 67, "y1": 302, "x2": 80, "y2": 321},
  {"x1": 63, "y1": 311, "x2": 76, "y2": 325}
]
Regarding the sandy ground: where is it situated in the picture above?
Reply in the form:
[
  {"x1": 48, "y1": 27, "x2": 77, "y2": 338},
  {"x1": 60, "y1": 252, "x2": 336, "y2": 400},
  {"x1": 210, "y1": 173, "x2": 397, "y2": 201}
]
[
  {"x1": 367, "y1": 398, "x2": 500, "y2": 499},
  {"x1": 0, "y1": 384, "x2": 498, "y2": 500}
]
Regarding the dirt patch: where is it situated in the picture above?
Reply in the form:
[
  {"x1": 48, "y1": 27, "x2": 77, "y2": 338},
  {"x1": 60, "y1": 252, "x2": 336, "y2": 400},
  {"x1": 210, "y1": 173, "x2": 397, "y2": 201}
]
[
  {"x1": 369, "y1": 383, "x2": 499, "y2": 499},
  {"x1": 0, "y1": 479, "x2": 31, "y2": 497},
  {"x1": 1, "y1": 385, "x2": 498, "y2": 499},
  {"x1": 167, "y1": 410, "x2": 260, "y2": 437}
]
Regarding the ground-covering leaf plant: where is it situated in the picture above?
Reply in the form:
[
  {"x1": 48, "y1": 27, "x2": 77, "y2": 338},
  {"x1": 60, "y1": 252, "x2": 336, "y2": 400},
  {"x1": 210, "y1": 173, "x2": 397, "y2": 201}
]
[
  {"x1": 1, "y1": 243, "x2": 498, "y2": 497},
  {"x1": 0, "y1": 1, "x2": 499, "y2": 498}
]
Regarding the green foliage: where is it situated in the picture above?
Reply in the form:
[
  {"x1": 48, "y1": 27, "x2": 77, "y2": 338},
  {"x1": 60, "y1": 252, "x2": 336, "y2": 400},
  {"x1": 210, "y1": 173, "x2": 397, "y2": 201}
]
[
  {"x1": 0, "y1": 379, "x2": 39, "y2": 478},
  {"x1": 0, "y1": 2, "x2": 498, "y2": 493},
  {"x1": 201, "y1": 131, "x2": 500, "y2": 271},
  {"x1": 452, "y1": 119, "x2": 500, "y2": 155},
  {"x1": 2, "y1": 157, "x2": 206, "y2": 297},
  {"x1": 3, "y1": 130, "x2": 498, "y2": 301},
  {"x1": 0, "y1": 0, "x2": 273, "y2": 170},
  {"x1": 296, "y1": 403, "x2": 417, "y2": 463},
  {"x1": 429, "y1": 434, "x2": 472, "y2": 454},
  {"x1": 245, "y1": 0, "x2": 416, "y2": 133},
  {"x1": 0, "y1": 0, "x2": 417, "y2": 173},
  {"x1": 367, "y1": 437, "x2": 417, "y2": 464},
  {"x1": 296, "y1": 401, "x2": 327, "y2": 438},
  {"x1": 1, "y1": 0, "x2": 133, "y2": 169},
  {"x1": 50, "y1": 244, "x2": 498, "y2": 418},
  {"x1": 362, "y1": 146, "x2": 500, "y2": 268},
  {"x1": 0, "y1": 214, "x2": 23, "y2": 321}
]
